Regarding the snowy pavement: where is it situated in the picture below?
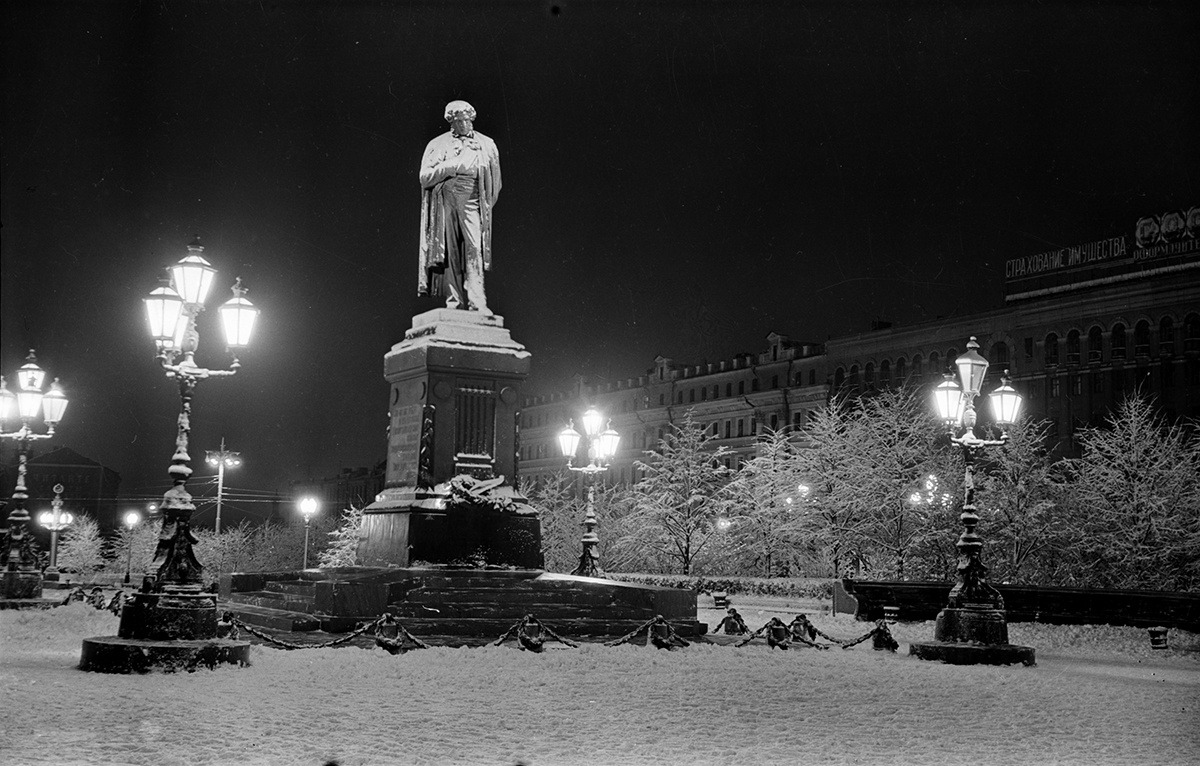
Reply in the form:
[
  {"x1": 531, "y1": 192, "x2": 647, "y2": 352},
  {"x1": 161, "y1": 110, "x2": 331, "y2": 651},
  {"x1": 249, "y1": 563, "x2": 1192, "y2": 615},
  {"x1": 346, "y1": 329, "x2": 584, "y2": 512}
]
[{"x1": 2, "y1": 602, "x2": 1197, "y2": 766}]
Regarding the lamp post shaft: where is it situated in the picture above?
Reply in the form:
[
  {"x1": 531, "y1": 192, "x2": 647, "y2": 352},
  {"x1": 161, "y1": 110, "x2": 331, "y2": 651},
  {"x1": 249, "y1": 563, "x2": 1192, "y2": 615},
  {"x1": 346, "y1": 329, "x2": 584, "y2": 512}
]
[
  {"x1": 49, "y1": 528, "x2": 59, "y2": 570},
  {"x1": 3, "y1": 448, "x2": 36, "y2": 574},
  {"x1": 302, "y1": 519, "x2": 311, "y2": 569},
  {"x1": 215, "y1": 458, "x2": 225, "y2": 536},
  {"x1": 125, "y1": 533, "x2": 134, "y2": 585},
  {"x1": 147, "y1": 375, "x2": 204, "y2": 590}
]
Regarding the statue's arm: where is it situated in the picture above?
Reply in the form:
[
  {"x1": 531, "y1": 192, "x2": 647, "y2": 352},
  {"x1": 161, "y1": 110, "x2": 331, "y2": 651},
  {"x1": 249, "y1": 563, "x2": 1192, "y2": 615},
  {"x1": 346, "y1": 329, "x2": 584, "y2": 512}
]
[{"x1": 419, "y1": 140, "x2": 462, "y2": 188}]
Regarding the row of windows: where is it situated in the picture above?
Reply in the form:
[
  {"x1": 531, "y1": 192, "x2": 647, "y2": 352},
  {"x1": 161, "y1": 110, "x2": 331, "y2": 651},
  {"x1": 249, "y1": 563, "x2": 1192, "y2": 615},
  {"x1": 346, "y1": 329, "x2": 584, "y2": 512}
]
[
  {"x1": 1031, "y1": 359, "x2": 1199, "y2": 399},
  {"x1": 1038, "y1": 314, "x2": 1200, "y2": 367}
]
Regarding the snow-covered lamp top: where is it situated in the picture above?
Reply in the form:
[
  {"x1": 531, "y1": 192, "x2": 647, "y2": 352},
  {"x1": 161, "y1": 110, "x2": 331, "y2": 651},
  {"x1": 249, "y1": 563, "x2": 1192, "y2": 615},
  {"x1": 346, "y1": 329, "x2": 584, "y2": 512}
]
[{"x1": 954, "y1": 337, "x2": 990, "y2": 397}]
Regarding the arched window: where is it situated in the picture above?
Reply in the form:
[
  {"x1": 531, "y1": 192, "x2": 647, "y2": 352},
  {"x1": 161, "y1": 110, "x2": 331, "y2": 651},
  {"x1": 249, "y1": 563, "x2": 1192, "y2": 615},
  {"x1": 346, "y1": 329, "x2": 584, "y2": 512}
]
[
  {"x1": 1045, "y1": 333, "x2": 1059, "y2": 366},
  {"x1": 928, "y1": 351, "x2": 940, "y2": 377},
  {"x1": 1134, "y1": 320, "x2": 1151, "y2": 357},
  {"x1": 1066, "y1": 330, "x2": 1081, "y2": 364},
  {"x1": 1160, "y1": 317, "x2": 1175, "y2": 356},
  {"x1": 894, "y1": 357, "x2": 906, "y2": 382},
  {"x1": 1088, "y1": 326, "x2": 1104, "y2": 363},
  {"x1": 864, "y1": 362, "x2": 875, "y2": 389},
  {"x1": 912, "y1": 354, "x2": 923, "y2": 381},
  {"x1": 1185, "y1": 313, "x2": 1200, "y2": 353},
  {"x1": 834, "y1": 367, "x2": 846, "y2": 389},
  {"x1": 879, "y1": 359, "x2": 891, "y2": 387},
  {"x1": 1111, "y1": 324, "x2": 1127, "y2": 359},
  {"x1": 990, "y1": 341, "x2": 1009, "y2": 368},
  {"x1": 848, "y1": 365, "x2": 860, "y2": 390}
]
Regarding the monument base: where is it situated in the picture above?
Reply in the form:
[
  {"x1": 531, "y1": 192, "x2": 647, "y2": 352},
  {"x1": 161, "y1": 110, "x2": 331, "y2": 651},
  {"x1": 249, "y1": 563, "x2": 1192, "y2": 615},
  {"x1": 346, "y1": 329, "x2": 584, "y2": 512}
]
[
  {"x1": 222, "y1": 566, "x2": 705, "y2": 637},
  {"x1": 0, "y1": 571, "x2": 43, "y2": 600},
  {"x1": 910, "y1": 607, "x2": 1036, "y2": 666},
  {"x1": 361, "y1": 486, "x2": 542, "y2": 569}
]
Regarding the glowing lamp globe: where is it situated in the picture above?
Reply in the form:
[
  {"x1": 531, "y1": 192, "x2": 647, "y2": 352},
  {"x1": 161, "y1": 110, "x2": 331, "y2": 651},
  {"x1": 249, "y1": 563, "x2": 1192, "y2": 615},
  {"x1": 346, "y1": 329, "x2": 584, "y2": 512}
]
[
  {"x1": 145, "y1": 285, "x2": 185, "y2": 350},
  {"x1": 299, "y1": 497, "x2": 318, "y2": 521},
  {"x1": 989, "y1": 373, "x2": 1024, "y2": 426},
  {"x1": 41, "y1": 378, "x2": 69, "y2": 425},
  {"x1": 0, "y1": 378, "x2": 14, "y2": 421},
  {"x1": 932, "y1": 373, "x2": 963, "y2": 427},
  {"x1": 596, "y1": 428, "x2": 621, "y2": 460},
  {"x1": 581, "y1": 407, "x2": 604, "y2": 438},
  {"x1": 170, "y1": 243, "x2": 218, "y2": 306},
  {"x1": 558, "y1": 424, "x2": 581, "y2": 458},
  {"x1": 219, "y1": 284, "x2": 259, "y2": 349}
]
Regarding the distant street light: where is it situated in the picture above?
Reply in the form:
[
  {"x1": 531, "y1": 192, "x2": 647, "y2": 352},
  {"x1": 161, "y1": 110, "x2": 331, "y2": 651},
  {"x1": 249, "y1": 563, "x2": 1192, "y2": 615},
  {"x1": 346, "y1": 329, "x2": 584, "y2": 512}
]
[
  {"x1": 205, "y1": 437, "x2": 242, "y2": 535},
  {"x1": 558, "y1": 407, "x2": 620, "y2": 578},
  {"x1": 1, "y1": 350, "x2": 69, "y2": 600},
  {"x1": 298, "y1": 497, "x2": 318, "y2": 569},
  {"x1": 37, "y1": 484, "x2": 74, "y2": 573},
  {"x1": 122, "y1": 511, "x2": 141, "y2": 585},
  {"x1": 139, "y1": 239, "x2": 259, "y2": 594},
  {"x1": 911, "y1": 336, "x2": 1035, "y2": 666}
]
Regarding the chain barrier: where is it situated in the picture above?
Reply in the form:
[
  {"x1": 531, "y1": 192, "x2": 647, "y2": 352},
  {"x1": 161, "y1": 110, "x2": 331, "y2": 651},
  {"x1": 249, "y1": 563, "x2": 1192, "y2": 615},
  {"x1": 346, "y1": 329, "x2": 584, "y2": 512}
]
[
  {"x1": 225, "y1": 613, "x2": 386, "y2": 651},
  {"x1": 492, "y1": 614, "x2": 580, "y2": 652},
  {"x1": 839, "y1": 619, "x2": 900, "y2": 652},
  {"x1": 605, "y1": 615, "x2": 690, "y2": 649}
]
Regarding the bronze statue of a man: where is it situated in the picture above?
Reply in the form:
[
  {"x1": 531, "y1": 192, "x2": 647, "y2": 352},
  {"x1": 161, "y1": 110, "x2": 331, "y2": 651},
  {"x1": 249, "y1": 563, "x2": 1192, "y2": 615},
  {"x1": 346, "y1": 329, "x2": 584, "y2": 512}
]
[{"x1": 418, "y1": 100, "x2": 502, "y2": 314}]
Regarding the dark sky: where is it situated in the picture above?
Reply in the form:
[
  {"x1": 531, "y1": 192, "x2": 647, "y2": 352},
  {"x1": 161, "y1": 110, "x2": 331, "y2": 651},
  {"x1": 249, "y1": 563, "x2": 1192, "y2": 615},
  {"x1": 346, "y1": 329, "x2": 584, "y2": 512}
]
[{"x1": 2, "y1": 1, "x2": 1197, "y2": 505}]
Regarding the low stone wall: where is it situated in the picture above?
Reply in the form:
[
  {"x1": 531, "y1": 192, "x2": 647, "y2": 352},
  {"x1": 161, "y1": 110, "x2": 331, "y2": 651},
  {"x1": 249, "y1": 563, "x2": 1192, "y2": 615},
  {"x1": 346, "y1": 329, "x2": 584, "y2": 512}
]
[{"x1": 840, "y1": 579, "x2": 1200, "y2": 631}]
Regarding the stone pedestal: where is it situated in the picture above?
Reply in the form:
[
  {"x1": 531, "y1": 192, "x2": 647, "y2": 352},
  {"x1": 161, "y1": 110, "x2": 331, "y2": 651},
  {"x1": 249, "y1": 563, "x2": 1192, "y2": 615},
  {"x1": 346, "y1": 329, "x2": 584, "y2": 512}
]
[
  {"x1": 909, "y1": 607, "x2": 1036, "y2": 666},
  {"x1": 359, "y1": 309, "x2": 540, "y2": 568},
  {"x1": 79, "y1": 588, "x2": 250, "y2": 673}
]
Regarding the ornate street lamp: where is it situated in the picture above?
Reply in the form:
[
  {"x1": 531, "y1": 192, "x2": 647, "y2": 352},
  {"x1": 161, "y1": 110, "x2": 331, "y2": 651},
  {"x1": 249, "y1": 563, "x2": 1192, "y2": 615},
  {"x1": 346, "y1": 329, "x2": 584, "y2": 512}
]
[
  {"x1": 1, "y1": 350, "x2": 69, "y2": 600},
  {"x1": 910, "y1": 336, "x2": 1036, "y2": 666},
  {"x1": 80, "y1": 239, "x2": 258, "y2": 672},
  {"x1": 122, "y1": 511, "x2": 141, "y2": 585},
  {"x1": 298, "y1": 497, "x2": 318, "y2": 569},
  {"x1": 37, "y1": 484, "x2": 73, "y2": 574},
  {"x1": 559, "y1": 407, "x2": 620, "y2": 578},
  {"x1": 205, "y1": 437, "x2": 242, "y2": 535},
  {"x1": 137, "y1": 239, "x2": 259, "y2": 596}
]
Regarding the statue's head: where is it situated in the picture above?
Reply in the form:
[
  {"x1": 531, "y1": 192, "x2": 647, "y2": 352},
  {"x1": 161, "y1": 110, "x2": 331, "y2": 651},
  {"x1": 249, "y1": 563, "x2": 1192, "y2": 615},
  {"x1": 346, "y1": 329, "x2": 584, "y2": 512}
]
[{"x1": 444, "y1": 100, "x2": 476, "y2": 136}]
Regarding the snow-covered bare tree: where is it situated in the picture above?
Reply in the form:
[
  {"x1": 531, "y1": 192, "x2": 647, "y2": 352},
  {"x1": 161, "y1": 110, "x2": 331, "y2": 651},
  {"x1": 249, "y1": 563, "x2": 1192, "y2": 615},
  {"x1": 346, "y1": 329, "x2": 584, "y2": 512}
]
[
  {"x1": 317, "y1": 505, "x2": 365, "y2": 568},
  {"x1": 1065, "y1": 394, "x2": 1200, "y2": 591},
  {"x1": 55, "y1": 514, "x2": 108, "y2": 575},
  {"x1": 112, "y1": 522, "x2": 159, "y2": 582},
  {"x1": 845, "y1": 387, "x2": 958, "y2": 579},
  {"x1": 616, "y1": 411, "x2": 733, "y2": 574},
  {"x1": 976, "y1": 416, "x2": 1067, "y2": 584},
  {"x1": 521, "y1": 474, "x2": 583, "y2": 573},
  {"x1": 788, "y1": 398, "x2": 869, "y2": 576},
  {"x1": 717, "y1": 426, "x2": 808, "y2": 576}
]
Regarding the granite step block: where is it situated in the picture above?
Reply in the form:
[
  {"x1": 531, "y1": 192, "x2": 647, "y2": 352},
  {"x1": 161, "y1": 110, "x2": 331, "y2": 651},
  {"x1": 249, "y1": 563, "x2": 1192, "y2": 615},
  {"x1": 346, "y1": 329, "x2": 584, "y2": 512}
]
[
  {"x1": 220, "y1": 602, "x2": 321, "y2": 632},
  {"x1": 226, "y1": 590, "x2": 316, "y2": 613},
  {"x1": 263, "y1": 580, "x2": 317, "y2": 596}
]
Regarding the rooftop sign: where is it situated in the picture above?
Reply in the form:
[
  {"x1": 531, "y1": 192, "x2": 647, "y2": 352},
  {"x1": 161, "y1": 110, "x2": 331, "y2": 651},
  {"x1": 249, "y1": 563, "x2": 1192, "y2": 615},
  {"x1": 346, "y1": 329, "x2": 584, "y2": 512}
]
[{"x1": 1005, "y1": 206, "x2": 1199, "y2": 301}]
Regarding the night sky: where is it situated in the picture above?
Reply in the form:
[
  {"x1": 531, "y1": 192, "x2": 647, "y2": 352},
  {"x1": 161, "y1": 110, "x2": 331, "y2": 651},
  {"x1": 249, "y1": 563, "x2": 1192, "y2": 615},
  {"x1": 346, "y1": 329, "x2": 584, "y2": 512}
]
[{"x1": 2, "y1": 2, "x2": 1196, "y2": 509}]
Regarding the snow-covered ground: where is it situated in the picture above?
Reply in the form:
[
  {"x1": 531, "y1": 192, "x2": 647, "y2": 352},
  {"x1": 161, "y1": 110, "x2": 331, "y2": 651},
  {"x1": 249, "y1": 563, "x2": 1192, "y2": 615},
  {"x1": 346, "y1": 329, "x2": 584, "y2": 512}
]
[{"x1": 2, "y1": 602, "x2": 1197, "y2": 766}]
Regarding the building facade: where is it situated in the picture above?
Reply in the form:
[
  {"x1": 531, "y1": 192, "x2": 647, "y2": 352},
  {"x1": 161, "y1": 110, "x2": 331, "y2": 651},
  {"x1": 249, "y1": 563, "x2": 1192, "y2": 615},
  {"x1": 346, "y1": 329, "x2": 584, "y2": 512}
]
[
  {"x1": 0, "y1": 445, "x2": 122, "y2": 530},
  {"x1": 518, "y1": 207, "x2": 1200, "y2": 484}
]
